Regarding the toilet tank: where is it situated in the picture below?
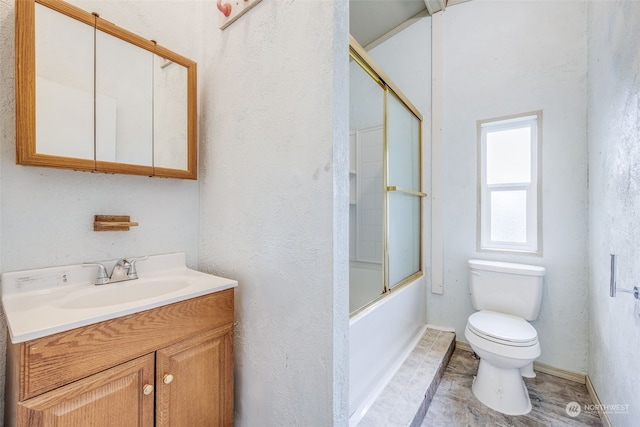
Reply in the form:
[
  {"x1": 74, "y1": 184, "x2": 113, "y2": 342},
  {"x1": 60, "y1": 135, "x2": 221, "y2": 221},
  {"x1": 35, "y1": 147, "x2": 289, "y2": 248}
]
[{"x1": 468, "y1": 260, "x2": 546, "y2": 321}]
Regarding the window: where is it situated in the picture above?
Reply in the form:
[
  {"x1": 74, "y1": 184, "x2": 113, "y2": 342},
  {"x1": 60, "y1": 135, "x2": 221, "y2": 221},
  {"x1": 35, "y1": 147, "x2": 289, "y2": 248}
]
[{"x1": 478, "y1": 112, "x2": 541, "y2": 253}]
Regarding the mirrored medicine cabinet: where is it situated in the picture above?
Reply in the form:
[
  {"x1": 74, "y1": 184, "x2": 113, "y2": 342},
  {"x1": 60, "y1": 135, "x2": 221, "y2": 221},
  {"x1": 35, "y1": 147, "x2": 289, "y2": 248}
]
[{"x1": 16, "y1": 0, "x2": 198, "y2": 179}]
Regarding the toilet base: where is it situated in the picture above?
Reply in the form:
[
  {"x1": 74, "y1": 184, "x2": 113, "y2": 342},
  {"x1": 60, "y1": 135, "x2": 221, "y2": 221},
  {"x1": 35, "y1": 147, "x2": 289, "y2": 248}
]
[
  {"x1": 520, "y1": 362, "x2": 536, "y2": 378},
  {"x1": 472, "y1": 358, "x2": 532, "y2": 415}
]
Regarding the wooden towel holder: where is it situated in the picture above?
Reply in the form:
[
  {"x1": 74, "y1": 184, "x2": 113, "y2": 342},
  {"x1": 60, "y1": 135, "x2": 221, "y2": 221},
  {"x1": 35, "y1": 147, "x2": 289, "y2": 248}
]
[{"x1": 94, "y1": 215, "x2": 139, "y2": 231}]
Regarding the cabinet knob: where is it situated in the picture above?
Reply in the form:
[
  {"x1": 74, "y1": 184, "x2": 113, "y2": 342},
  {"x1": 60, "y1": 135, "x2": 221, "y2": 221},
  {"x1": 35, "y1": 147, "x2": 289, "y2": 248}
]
[
  {"x1": 163, "y1": 373, "x2": 174, "y2": 384},
  {"x1": 143, "y1": 384, "x2": 154, "y2": 395}
]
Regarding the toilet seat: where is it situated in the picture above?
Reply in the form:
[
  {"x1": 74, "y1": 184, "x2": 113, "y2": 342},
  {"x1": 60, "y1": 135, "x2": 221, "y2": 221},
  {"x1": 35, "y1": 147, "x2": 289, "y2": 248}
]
[{"x1": 468, "y1": 311, "x2": 538, "y2": 347}]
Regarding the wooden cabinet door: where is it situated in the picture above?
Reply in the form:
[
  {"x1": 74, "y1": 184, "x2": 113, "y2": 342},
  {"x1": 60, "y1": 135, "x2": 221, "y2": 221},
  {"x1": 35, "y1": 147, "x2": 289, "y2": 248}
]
[
  {"x1": 17, "y1": 353, "x2": 155, "y2": 427},
  {"x1": 156, "y1": 326, "x2": 234, "y2": 427}
]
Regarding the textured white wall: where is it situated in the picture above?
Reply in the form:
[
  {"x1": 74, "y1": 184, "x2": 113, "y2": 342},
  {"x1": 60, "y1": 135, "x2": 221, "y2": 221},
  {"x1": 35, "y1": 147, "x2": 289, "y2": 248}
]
[
  {"x1": 0, "y1": 0, "x2": 204, "y2": 420},
  {"x1": 367, "y1": 18, "x2": 432, "y2": 118},
  {"x1": 198, "y1": 0, "x2": 349, "y2": 425},
  {"x1": 430, "y1": 0, "x2": 589, "y2": 372},
  {"x1": 587, "y1": 1, "x2": 640, "y2": 424}
]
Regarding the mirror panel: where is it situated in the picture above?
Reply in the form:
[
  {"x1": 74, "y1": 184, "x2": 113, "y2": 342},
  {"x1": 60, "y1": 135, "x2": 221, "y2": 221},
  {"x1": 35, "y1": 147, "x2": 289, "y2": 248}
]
[
  {"x1": 95, "y1": 27, "x2": 153, "y2": 167},
  {"x1": 30, "y1": 1, "x2": 95, "y2": 166},
  {"x1": 153, "y1": 55, "x2": 188, "y2": 171}
]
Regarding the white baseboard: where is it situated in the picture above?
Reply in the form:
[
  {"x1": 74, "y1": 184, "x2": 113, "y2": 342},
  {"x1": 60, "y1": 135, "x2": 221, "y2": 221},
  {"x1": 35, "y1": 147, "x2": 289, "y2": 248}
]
[
  {"x1": 533, "y1": 361, "x2": 585, "y2": 384},
  {"x1": 586, "y1": 375, "x2": 612, "y2": 427}
]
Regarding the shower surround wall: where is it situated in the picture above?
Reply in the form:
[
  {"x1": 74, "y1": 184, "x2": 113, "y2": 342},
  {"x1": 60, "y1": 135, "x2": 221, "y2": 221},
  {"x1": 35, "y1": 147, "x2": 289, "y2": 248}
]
[
  {"x1": 431, "y1": 0, "x2": 589, "y2": 373},
  {"x1": 587, "y1": 1, "x2": 640, "y2": 424}
]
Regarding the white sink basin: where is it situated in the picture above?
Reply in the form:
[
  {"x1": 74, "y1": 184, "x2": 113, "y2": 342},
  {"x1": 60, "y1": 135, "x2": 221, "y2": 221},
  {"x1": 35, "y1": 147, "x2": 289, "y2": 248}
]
[
  {"x1": 57, "y1": 278, "x2": 190, "y2": 310},
  {"x1": 1, "y1": 253, "x2": 238, "y2": 343}
]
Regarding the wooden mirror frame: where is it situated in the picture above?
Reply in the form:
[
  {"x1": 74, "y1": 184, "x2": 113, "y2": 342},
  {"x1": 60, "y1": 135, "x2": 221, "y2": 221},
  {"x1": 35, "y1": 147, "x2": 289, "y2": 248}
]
[{"x1": 15, "y1": 0, "x2": 198, "y2": 179}]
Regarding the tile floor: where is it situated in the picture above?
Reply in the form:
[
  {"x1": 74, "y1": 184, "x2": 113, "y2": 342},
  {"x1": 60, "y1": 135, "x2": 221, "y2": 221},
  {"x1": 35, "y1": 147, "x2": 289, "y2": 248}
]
[
  {"x1": 422, "y1": 348, "x2": 604, "y2": 427},
  {"x1": 357, "y1": 328, "x2": 455, "y2": 427}
]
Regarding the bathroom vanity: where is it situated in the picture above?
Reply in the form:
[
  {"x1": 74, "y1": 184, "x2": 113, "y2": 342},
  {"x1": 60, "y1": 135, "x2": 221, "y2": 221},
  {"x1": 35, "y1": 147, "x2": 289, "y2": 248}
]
[{"x1": 1, "y1": 254, "x2": 236, "y2": 426}]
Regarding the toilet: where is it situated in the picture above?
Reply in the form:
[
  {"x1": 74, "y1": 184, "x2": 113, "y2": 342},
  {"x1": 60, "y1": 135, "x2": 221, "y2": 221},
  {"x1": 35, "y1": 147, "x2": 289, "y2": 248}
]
[{"x1": 464, "y1": 259, "x2": 546, "y2": 416}]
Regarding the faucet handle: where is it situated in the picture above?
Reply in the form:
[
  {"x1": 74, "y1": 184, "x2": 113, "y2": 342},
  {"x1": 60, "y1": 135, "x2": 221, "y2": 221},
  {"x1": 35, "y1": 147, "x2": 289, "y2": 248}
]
[
  {"x1": 127, "y1": 256, "x2": 149, "y2": 279},
  {"x1": 115, "y1": 259, "x2": 131, "y2": 269},
  {"x1": 83, "y1": 262, "x2": 109, "y2": 285}
]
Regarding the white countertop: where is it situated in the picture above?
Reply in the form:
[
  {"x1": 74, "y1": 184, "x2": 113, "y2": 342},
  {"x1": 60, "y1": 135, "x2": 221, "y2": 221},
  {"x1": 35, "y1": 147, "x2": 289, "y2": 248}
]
[{"x1": 1, "y1": 253, "x2": 237, "y2": 343}]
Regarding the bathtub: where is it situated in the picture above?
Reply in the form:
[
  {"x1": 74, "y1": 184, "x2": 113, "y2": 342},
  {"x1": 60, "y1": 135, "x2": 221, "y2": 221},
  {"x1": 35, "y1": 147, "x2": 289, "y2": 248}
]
[{"x1": 348, "y1": 275, "x2": 427, "y2": 425}]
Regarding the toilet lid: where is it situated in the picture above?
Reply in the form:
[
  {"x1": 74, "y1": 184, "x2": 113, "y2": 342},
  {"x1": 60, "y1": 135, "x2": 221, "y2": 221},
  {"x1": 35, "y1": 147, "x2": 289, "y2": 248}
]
[{"x1": 468, "y1": 311, "x2": 538, "y2": 344}]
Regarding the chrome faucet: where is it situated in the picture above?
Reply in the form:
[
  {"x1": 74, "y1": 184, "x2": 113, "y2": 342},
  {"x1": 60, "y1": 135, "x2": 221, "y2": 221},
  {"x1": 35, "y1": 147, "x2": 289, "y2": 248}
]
[
  {"x1": 83, "y1": 256, "x2": 148, "y2": 285},
  {"x1": 109, "y1": 259, "x2": 131, "y2": 282}
]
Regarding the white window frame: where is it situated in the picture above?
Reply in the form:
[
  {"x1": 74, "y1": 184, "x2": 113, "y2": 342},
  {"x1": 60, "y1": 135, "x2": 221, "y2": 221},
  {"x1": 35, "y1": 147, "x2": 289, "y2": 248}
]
[{"x1": 478, "y1": 111, "x2": 542, "y2": 254}]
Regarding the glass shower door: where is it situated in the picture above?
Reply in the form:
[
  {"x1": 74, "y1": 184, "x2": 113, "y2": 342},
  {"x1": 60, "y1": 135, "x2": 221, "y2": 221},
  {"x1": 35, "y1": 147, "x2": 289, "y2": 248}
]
[
  {"x1": 349, "y1": 56, "x2": 385, "y2": 313},
  {"x1": 386, "y1": 93, "x2": 423, "y2": 288},
  {"x1": 348, "y1": 42, "x2": 425, "y2": 315}
]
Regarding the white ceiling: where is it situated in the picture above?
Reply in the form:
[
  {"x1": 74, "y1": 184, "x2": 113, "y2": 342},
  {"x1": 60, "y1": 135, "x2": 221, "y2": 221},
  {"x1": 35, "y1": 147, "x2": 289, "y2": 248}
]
[{"x1": 349, "y1": 0, "x2": 470, "y2": 49}]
